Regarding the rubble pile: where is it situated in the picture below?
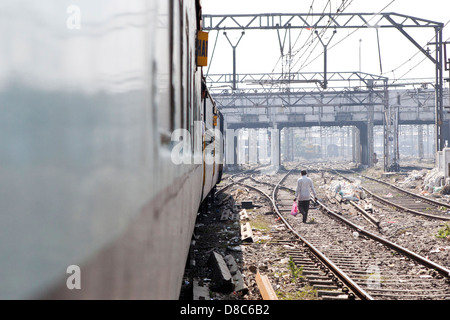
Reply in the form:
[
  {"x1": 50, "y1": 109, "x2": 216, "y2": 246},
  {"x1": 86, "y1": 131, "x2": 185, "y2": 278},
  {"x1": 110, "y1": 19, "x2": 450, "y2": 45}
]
[
  {"x1": 183, "y1": 179, "x2": 310, "y2": 301},
  {"x1": 399, "y1": 168, "x2": 450, "y2": 199},
  {"x1": 398, "y1": 169, "x2": 429, "y2": 190},
  {"x1": 328, "y1": 180, "x2": 367, "y2": 202}
]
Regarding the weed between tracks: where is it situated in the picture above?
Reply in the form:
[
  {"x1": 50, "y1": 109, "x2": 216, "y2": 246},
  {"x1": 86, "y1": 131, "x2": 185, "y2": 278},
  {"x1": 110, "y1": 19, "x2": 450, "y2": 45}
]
[
  {"x1": 249, "y1": 214, "x2": 271, "y2": 233},
  {"x1": 436, "y1": 223, "x2": 450, "y2": 239},
  {"x1": 276, "y1": 286, "x2": 318, "y2": 300},
  {"x1": 271, "y1": 256, "x2": 319, "y2": 300},
  {"x1": 288, "y1": 257, "x2": 304, "y2": 282}
]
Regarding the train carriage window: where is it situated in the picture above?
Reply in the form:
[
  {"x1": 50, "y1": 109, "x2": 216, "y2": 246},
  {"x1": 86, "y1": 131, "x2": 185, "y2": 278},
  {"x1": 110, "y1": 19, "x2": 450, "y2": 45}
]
[
  {"x1": 172, "y1": 0, "x2": 182, "y2": 133},
  {"x1": 156, "y1": 0, "x2": 173, "y2": 145},
  {"x1": 186, "y1": 13, "x2": 195, "y2": 156},
  {"x1": 179, "y1": 6, "x2": 185, "y2": 133},
  {"x1": 187, "y1": 35, "x2": 192, "y2": 151},
  {"x1": 158, "y1": 0, "x2": 184, "y2": 147}
]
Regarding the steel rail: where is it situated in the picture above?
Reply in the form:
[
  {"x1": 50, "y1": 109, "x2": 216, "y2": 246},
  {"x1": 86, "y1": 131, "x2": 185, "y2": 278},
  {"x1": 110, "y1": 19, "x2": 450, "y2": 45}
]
[
  {"x1": 346, "y1": 199, "x2": 381, "y2": 228},
  {"x1": 220, "y1": 168, "x2": 450, "y2": 293},
  {"x1": 301, "y1": 169, "x2": 450, "y2": 278},
  {"x1": 222, "y1": 174, "x2": 373, "y2": 299},
  {"x1": 233, "y1": 181, "x2": 371, "y2": 300},
  {"x1": 215, "y1": 165, "x2": 270, "y2": 196},
  {"x1": 222, "y1": 169, "x2": 450, "y2": 299},
  {"x1": 269, "y1": 171, "x2": 374, "y2": 301},
  {"x1": 314, "y1": 199, "x2": 450, "y2": 279},
  {"x1": 340, "y1": 169, "x2": 450, "y2": 221},
  {"x1": 361, "y1": 187, "x2": 450, "y2": 221},
  {"x1": 359, "y1": 171, "x2": 450, "y2": 209}
]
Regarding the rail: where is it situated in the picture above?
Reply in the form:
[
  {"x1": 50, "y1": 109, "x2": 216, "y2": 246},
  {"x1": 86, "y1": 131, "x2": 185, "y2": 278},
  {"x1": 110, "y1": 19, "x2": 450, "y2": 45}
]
[{"x1": 234, "y1": 170, "x2": 374, "y2": 300}]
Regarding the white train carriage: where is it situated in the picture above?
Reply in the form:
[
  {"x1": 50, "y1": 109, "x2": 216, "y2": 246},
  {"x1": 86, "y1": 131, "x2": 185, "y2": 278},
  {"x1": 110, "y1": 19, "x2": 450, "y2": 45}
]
[
  {"x1": 0, "y1": 0, "x2": 222, "y2": 299},
  {"x1": 201, "y1": 88, "x2": 223, "y2": 201}
]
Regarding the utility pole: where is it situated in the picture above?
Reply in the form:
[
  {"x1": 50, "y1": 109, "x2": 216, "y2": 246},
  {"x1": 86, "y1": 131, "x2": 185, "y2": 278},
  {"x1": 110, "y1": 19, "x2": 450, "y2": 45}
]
[
  {"x1": 427, "y1": 29, "x2": 445, "y2": 152},
  {"x1": 276, "y1": 24, "x2": 292, "y2": 88},
  {"x1": 368, "y1": 79, "x2": 374, "y2": 167},
  {"x1": 315, "y1": 29, "x2": 337, "y2": 89},
  {"x1": 224, "y1": 31, "x2": 245, "y2": 91}
]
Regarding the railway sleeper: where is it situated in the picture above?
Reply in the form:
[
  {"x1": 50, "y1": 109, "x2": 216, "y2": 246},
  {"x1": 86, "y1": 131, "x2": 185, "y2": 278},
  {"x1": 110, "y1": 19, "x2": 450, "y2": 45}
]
[
  {"x1": 317, "y1": 290, "x2": 350, "y2": 300},
  {"x1": 308, "y1": 279, "x2": 336, "y2": 286},
  {"x1": 207, "y1": 251, "x2": 235, "y2": 293},
  {"x1": 224, "y1": 254, "x2": 248, "y2": 295},
  {"x1": 193, "y1": 279, "x2": 211, "y2": 300},
  {"x1": 288, "y1": 251, "x2": 354, "y2": 299},
  {"x1": 313, "y1": 284, "x2": 341, "y2": 291}
]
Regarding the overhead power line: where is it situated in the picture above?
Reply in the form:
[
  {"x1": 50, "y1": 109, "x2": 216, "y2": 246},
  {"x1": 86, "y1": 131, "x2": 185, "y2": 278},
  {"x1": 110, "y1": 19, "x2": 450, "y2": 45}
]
[
  {"x1": 388, "y1": 18, "x2": 450, "y2": 82},
  {"x1": 294, "y1": 0, "x2": 396, "y2": 73}
]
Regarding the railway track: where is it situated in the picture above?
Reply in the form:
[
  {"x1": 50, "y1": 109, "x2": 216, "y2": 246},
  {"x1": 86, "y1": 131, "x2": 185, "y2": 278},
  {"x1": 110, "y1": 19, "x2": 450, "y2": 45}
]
[
  {"x1": 324, "y1": 169, "x2": 450, "y2": 268},
  {"x1": 278, "y1": 170, "x2": 450, "y2": 299},
  {"x1": 214, "y1": 169, "x2": 363, "y2": 299},
  {"x1": 229, "y1": 168, "x2": 450, "y2": 300},
  {"x1": 339, "y1": 169, "x2": 450, "y2": 221}
]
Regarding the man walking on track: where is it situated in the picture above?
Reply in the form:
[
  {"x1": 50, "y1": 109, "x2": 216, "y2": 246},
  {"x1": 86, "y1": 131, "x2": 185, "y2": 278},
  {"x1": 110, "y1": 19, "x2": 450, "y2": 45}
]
[{"x1": 295, "y1": 170, "x2": 317, "y2": 223}]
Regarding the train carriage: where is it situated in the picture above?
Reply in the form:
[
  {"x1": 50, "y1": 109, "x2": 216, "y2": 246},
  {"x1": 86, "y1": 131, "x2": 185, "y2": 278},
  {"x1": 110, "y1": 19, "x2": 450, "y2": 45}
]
[{"x1": 0, "y1": 0, "x2": 222, "y2": 299}]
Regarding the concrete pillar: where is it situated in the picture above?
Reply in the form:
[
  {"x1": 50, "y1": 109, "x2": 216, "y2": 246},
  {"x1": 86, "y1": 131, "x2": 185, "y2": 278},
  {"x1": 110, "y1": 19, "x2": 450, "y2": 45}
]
[
  {"x1": 352, "y1": 126, "x2": 356, "y2": 163},
  {"x1": 427, "y1": 124, "x2": 433, "y2": 158},
  {"x1": 225, "y1": 127, "x2": 236, "y2": 167},
  {"x1": 368, "y1": 112, "x2": 374, "y2": 167},
  {"x1": 349, "y1": 126, "x2": 353, "y2": 159},
  {"x1": 416, "y1": 125, "x2": 423, "y2": 160},
  {"x1": 282, "y1": 127, "x2": 294, "y2": 161},
  {"x1": 258, "y1": 129, "x2": 268, "y2": 164},
  {"x1": 248, "y1": 129, "x2": 257, "y2": 164},
  {"x1": 320, "y1": 127, "x2": 325, "y2": 158},
  {"x1": 237, "y1": 129, "x2": 245, "y2": 165},
  {"x1": 287, "y1": 127, "x2": 294, "y2": 161},
  {"x1": 443, "y1": 120, "x2": 450, "y2": 148},
  {"x1": 271, "y1": 125, "x2": 280, "y2": 170},
  {"x1": 358, "y1": 122, "x2": 369, "y2": 166},
  {"x1": 352, "y1": 126, "x2": 361, "y2": 164}
]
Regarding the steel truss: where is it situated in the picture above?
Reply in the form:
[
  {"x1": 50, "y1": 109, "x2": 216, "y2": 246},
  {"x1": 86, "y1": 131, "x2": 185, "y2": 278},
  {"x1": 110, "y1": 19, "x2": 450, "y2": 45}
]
[
  {"x1": 210, "y1": 71, "x2": 387, "y2": 168},
  {"x1": 202, "y1": 12, "x2": 442, "y2": 31},
  {"x1": 202, "y1": 12, "x2": 446, "y2": 170},
  {"x1": 209, "y1": 71, "x2": 387, "y2": 108}
]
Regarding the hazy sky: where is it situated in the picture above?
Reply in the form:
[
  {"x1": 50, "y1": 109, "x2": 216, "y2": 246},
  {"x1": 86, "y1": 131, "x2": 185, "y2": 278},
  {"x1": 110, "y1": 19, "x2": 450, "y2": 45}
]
[{"x1": 202, "y1": 0, "x2": 450, "y2": 86}]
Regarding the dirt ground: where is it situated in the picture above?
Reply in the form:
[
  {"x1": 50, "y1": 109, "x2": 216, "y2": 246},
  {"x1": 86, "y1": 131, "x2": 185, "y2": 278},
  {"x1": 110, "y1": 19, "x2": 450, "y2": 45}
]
[{"x1": 181, "y1": 176, "x2": 318, "y2": 300}]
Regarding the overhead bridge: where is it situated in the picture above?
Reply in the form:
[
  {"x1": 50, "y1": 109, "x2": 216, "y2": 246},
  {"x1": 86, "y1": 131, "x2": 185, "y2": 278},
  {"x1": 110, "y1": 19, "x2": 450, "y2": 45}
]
[
  {"x1": 208, "y1": 71, "x2": 449, "y2": 171},
  {"x1": 203, "y1": 12, "x2": 448, "y2": 171}
]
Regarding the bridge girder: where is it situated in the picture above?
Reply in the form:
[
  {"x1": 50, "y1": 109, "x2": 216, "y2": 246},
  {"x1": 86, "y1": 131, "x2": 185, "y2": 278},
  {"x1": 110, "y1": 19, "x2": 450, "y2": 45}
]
[{"x1": 202, "y1": 12, "x2": 446, "y2": 155}]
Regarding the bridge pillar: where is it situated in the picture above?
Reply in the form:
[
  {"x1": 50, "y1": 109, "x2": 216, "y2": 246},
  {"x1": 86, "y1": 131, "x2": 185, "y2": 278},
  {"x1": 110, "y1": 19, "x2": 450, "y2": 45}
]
[
  {"x1": 352, "y1": 126, "x2": 360, "y2": 164},
  {"x1": 358, "y1": 123, "x2": 368, "y2": 166},
  {"x1": 418, "y1": 125, "x2": 424, "y2": 160},
  {"x1": 248, "y1": 129, "x2": 258, "y2": 164},
  {"x1": 443, "y1": 120, "x2": 450, "y2": 148},
  {"x1": 282, "y1": 127, "x2": 294, "y2": 162},
  {"x1": 270, "y1": 125, "x2": 280, "y2": 170},
  {"x1": 225, "y1": 127, "x2": 238, "y2": 169},
  {"x1": 237, "y1": 129, "x2": 246, "y2": 166},
  {"x1": 287, "y1": 128, "x2": 294, "y2": 161},
  {"x1": 258, "y1": 129, "x2": 269, "y2": 164},
  {"x1": 356, "y1": 122, "x2": 374, "y2": 167}
]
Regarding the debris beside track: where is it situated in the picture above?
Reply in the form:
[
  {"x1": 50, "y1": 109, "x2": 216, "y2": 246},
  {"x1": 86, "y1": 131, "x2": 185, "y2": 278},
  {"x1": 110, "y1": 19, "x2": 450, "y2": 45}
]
[
  {"x1": 330, "y1": 166, "x2": 450, "y2": 270},
  {"x1": 181, "y1": 163, "x2": 450, "y2": 301},
  {"x1": 181, "y1": 173, "x2": 318, "y2": 301}
]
